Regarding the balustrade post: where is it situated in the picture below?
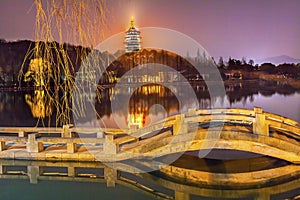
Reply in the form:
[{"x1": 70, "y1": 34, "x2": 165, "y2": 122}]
[
  {"x1": 27, "y1": 166, "x2": 43, "y2": 184},
  {"x1": 185, "y1": 108, "x2": 198, "y2": 134},
  {"x1": 173, "y1": 114, "x2": 188, "y2": 135},
  {"x1": 67, "y1": 143, "x2": 77, "y2": 153},
  {"x1": 104, "y1": 167, "x2": 119, "y2": 187},
  {"x1": 253, "y1": 107, "x2": 269, "y2": 136},
  {"x1": 103, "y1": 135, "x2": 119, "y2": 154},
  {"x1": 62, "y1": 124, "x2": 72, "y2": 138},
  {"x1": 0, "y1": 165, "x2": 6, "y2": 174},
  {"x1": 0, "y1": 141, "x2": 6, "y2": 151},
  {"x1": 68, "y1": 167, "x2": 77, "y2": 177},
  {"x1": 18, "y1": 131, "x2": 27, "y2": 137},
  {"x1": 97, "y1": 132, "x2": 104, "y2": 138},
  {"x1": 26, "y1": 134, "x2": 43, "y2": 153}
]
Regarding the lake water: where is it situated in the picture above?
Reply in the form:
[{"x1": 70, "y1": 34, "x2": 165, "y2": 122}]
[
  {"x1": 2, "y1": 83, "x2": 299, "y2": 127},
  {"x1": 0, "y1": 83, "x2": 299, "y2": 199},
  {"x1": 0, "y1": 155, "x2": 299, "y2": 200}
]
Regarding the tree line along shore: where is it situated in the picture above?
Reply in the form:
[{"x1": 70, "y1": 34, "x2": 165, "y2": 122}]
[{"x1": 0, "y1": 40, "x2": 299, "y2": 90}]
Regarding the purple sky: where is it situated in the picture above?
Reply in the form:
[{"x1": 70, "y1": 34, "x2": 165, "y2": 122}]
[{"x1": 1, "y1": 0, "x2": 300, "y2": 60}]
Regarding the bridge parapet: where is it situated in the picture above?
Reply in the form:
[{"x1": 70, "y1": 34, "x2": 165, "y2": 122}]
[
  {"x1": 0, "y1": 107, "x2": 298, "y2": 162},
  {"x1": 183, "y1": 107, "x2": 299, "y2": 137}
]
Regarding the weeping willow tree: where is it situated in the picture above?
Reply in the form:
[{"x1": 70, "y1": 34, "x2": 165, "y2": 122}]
[{"x1": 19, "y1": 0, "x2": 107, "y2": 127}]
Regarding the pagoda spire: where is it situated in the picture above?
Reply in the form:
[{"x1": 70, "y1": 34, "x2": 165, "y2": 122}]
[{"x1": 129, "y1": 16, "x2": 135, "y2": 29}]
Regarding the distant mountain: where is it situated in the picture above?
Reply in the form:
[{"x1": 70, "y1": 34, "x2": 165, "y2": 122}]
[{"x1": 255, "y1": 55, "x2": 300, "y2": 65}]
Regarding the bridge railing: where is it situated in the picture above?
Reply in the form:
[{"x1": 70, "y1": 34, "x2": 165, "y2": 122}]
[
  {"x1": 0, "y1": 126, "x2": 126, "y2": 154},
  {"x1": 114, "y1": 115, "x2": 176, "y2": 145},
  {"x1": 0, "y1": 107, "x2": 298, "y2": 156},
  {"x1": 194, "y1": 108, "x2": 298, "y2": 128},
  {"x1": 187, "y1": 107, "x2": 299, "y2": 133},
  {"x1": 0, "y1": 126, "x2": 126, "y2": 138}
]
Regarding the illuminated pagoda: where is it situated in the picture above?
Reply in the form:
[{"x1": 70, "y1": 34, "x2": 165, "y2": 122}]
[{"x1": 125, "y1": 16, "x2": 141, "y2": 53}]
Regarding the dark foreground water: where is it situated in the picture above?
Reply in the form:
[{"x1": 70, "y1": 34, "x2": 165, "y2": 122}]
[{"x1": 0, "y1": 154, "x2": 299, "y2": 200}]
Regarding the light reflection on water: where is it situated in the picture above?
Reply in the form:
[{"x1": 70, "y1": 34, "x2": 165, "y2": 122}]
[
  {"x1": 0, "y1": 83, "x2": 299, "y2": 127},
  {"x1": 95, "y1": 84, "x2": 300, "y2": 129}
]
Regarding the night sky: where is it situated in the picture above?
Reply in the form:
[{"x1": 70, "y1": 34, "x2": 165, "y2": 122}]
[{"x1": 0, "y1": 0, "x2": 299, "y2": 60}]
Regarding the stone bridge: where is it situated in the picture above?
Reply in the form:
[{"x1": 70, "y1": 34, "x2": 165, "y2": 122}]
[{"x1": 0, "y1": 107, "x2": 298, "y2": 163}]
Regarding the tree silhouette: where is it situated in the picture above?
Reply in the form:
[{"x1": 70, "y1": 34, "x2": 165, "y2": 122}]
[{"x1": 248, "y1": 59, "x2": 254, "y2": 66}]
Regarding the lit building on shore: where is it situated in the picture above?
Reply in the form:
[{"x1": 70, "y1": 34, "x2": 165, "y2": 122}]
[{"x1": 125, "y1": 17, "x2": 141, "y2": 53}]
